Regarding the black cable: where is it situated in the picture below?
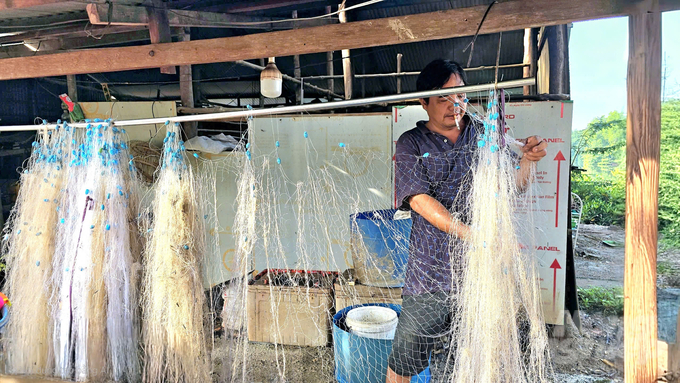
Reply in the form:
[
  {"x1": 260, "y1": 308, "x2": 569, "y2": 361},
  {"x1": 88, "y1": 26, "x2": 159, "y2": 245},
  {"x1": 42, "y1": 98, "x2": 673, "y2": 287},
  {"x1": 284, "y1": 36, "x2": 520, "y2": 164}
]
[{"x1": 463, "y1": 1, "x2": 498, "y2": 68}]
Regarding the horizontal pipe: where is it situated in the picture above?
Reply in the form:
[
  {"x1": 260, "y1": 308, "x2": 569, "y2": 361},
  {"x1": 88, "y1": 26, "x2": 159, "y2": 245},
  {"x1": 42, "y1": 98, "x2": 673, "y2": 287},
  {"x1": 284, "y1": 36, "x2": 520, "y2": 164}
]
[{"x1": 0, "y1": 78, "x2": 534, "y2": 132}]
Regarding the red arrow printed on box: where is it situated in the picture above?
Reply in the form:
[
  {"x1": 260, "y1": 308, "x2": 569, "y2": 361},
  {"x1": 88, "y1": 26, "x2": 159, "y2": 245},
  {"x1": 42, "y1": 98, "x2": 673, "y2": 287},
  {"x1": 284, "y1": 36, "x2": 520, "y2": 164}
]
[
  {"x1": 554, "y1": 150, "x2": 566, "y2": 228},
  {"x1": 550, "y1": 258, "x2": 562, "y2": 312}
]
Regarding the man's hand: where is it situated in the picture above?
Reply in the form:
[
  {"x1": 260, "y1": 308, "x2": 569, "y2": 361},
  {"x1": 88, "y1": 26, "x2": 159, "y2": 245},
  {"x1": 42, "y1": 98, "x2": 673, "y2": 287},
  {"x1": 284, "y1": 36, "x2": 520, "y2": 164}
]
[
  {"x1": 520, "y1": 136, "x2": 548, "y2": 162},
  {"x1": 409, "y1": 194, "x2": 470, "y2": 241}
]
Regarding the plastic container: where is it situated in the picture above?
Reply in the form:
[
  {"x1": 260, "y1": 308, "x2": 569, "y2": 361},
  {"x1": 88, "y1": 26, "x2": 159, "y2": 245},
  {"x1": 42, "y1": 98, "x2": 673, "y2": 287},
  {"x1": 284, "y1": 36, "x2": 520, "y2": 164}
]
[
  {"x1": 346, "y1": 306, "x2": 398, "y2": 340},
  {"x1": 350, "y1": 209, "x2": 412, "y2": 288},
  {"x1": 333, "y1": 303, "x2": 430, "y2": 383}
]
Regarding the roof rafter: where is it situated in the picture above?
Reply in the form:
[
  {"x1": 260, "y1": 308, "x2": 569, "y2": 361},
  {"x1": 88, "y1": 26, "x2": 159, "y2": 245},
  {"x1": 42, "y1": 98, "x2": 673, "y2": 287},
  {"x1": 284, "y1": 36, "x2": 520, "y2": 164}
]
[{"x1": 0, "y1": 0, "x2": 677, "y2": 80}]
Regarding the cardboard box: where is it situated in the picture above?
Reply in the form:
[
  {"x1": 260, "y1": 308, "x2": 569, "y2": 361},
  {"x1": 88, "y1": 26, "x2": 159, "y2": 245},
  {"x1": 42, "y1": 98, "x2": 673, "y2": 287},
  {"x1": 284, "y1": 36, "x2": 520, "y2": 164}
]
[{"x1": 247, "y1": 269, "x2": 336, "y2": 347}]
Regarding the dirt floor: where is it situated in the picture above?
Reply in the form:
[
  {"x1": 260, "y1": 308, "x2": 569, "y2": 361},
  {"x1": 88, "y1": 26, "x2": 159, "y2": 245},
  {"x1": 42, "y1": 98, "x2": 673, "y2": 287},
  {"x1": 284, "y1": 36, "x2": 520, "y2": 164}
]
[{"x1": 212, "y1": 224, "x2": 680, "y2": 382}]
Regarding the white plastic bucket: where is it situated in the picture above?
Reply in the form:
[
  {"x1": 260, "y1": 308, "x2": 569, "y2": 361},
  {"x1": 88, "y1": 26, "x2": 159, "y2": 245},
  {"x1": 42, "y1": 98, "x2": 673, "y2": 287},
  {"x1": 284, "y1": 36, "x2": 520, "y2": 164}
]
[{"x1": 346, "y1": 306, "x2": 398, "y2": 340}]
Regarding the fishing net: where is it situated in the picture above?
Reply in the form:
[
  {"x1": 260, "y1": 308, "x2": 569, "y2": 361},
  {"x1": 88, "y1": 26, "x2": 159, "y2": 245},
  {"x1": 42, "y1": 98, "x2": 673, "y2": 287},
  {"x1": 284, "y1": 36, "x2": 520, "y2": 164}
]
[{"x1": 1, "y1": 90, "x2": 553, "y2": 383}]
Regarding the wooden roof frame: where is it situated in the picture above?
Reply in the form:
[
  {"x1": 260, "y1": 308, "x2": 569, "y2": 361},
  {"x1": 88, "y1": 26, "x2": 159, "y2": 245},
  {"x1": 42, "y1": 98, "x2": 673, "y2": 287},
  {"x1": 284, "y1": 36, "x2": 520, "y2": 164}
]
[
  {"x1": 0, "y1": 0, "x2": 677, "y2": 80},
  {"x1": 0, "y1": 0, "x2": 674, "y2": 381}
]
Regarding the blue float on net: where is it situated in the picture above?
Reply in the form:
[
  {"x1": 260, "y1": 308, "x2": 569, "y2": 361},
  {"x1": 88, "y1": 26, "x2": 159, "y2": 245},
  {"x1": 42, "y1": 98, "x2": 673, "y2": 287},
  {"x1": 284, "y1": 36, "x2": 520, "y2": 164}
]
[
  {"x1": 193, "y1": 153, "x2": 199, "y2": 158},
  {"x1": 423, "y1": 152, "x2": 430, "y2": 157},
  {"x1": 478, "y1": 140, "x2": 485, "y2": 148},
  {"x1": 276, "y1": 158, "x2": 281, "y2": 164},
  {"x1": 304, "y1": 131, "x2": 308, "y2": 138},
  {"x1": 338, "y1": 143, "x2": 345, "y2": 148}
]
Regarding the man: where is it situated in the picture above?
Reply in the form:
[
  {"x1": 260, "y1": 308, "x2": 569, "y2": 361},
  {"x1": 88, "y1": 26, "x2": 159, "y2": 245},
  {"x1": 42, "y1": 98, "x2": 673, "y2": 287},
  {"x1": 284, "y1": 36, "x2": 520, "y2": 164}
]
[{"x1": 387, "y1": 59, "x2": 548, "y2": 382}]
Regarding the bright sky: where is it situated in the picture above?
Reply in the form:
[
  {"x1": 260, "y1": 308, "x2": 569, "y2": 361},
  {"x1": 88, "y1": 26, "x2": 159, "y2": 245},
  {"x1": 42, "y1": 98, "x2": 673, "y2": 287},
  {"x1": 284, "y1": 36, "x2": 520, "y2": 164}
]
[{"x1": 569, "y1": 10, "x2": 680, "y2": 131}]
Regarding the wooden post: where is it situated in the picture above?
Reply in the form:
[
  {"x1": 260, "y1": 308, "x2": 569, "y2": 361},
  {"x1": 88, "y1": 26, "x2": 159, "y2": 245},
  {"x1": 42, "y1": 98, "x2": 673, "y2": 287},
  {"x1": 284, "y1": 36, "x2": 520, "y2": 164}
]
[
  {"x1": 339, "y1": 1, "x2": 352, "y2": 99},
  {"x1": 396, "y1": 53, "x2": 403, "y2": 94},
  {"x1": 179, "y1": 29, "x2": 197, "y2": 139},
  {"x1": 530, "y1": 27, "x2": 539, "y2": 95},
  {"x1": 546, "y1": 24, "x2": 570, "y2": 95},
  {"x1": 326, "y1": 5, "x2": 334, "y2": 101},
  {"x1": 292, "y1": 10, "x2": 302, "y2": 104},
  {"x1": 259, "y1": 58, "x2": 266, "y2": 107},
  {"x1": 66, "y1": 74, "x2": 78, "y2": 102},
  {"x1": 625, "y1": 0, "x2": 661, "y2": 381},
  {"x1": 147, "y1": 0, "x2": 176, "y2": 75},
  {"x1": 522, "y1": 28, "x2": 535, "y2": 96}
]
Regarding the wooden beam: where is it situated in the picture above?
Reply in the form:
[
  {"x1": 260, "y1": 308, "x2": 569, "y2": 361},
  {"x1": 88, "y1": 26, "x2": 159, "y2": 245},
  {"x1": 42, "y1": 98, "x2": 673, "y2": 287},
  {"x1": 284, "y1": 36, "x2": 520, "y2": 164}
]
[
  {"x1": 0, "y1": 12, "x2": 88, "y2": 29},
  {"x1": 1, "y1": 29, "x2": 183, "y2": 58},
  {"x1": 547, "y1": 25, "x2": 570, "y2": 95},
  {"x1": 624, "y1": 0, "x2": 661, "y2": 382},
  {"x1": 179, "y1": 30, "x2": 197, "y2": 139},
  {"x1": 293, "y1": 10, "x2": 302, "y2": 104},
  {"x1": 522, "y1": 28, "x2": 534, "y2": 95},
  {"x1": 146, "y1": 0, "x2": 175, "y2": 75},
  {"x1": 0, "y1": 24, "x2": 143, "y2": 45},
  {"x1": 66, "y1": 74, "x2": 77, "y2": 101},
  {"x1": 0, "y1": 0, "x2": 69, "y2": 11},
  {"x1": 1, "y1": 0, "x2": 679, "y2": 81},
  {"x1": 325, "y1": 5, "x2": 334, "y2": 101},
  {"x1": 86, "y1": 3, "x2": 333, "y2": 30}
]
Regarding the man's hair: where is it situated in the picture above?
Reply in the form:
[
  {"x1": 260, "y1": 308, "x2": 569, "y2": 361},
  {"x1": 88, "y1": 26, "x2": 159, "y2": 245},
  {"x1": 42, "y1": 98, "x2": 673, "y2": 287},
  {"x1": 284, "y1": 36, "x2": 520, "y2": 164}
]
[{"x1": 416, "y1": 59, "x2": 467, "y2": 103}]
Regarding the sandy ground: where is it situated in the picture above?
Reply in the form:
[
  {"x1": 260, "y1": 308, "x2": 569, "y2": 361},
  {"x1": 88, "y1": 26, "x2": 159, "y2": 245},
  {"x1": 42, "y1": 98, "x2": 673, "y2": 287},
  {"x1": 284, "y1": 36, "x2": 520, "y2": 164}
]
[{"x1": 210, "y1": 224, "x2": 680, "y2": 382}]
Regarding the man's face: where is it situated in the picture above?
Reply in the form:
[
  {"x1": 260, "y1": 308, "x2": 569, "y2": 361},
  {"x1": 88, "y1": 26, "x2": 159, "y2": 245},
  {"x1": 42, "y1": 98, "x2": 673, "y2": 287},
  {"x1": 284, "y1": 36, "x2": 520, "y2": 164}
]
[{"x1": 420, "y1": 74, "x2": 467, "y2": 130}]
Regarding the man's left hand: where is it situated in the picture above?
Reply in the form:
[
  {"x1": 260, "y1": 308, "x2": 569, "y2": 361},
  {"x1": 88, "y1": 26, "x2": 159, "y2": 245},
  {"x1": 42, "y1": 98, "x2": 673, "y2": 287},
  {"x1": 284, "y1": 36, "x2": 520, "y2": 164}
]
[{"x1": 520, "y1": 136, "x2": 548, "y2": 162}]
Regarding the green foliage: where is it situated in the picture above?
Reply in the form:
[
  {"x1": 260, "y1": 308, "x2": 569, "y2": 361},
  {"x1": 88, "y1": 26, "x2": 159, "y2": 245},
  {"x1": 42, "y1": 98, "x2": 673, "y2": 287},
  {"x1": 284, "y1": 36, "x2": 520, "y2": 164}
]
[
  {"x1": 572, "y1": 101, "x2": 680, "y2": 247},
  {"x1": 577, "y1": 287, "x2": 624, "y2": 316},
  {"x1": 571, "y1": 111, "x2": 627, "y2": 175},
  {"x1": 657, "y1": 261, "x2": 677, "y2": 276},
  {"x1": 658, "y1": 100, "x2": 680, "y2": 246},
  {"x1": 571, "y1": 171, "x2": 625, "y2": 226}
]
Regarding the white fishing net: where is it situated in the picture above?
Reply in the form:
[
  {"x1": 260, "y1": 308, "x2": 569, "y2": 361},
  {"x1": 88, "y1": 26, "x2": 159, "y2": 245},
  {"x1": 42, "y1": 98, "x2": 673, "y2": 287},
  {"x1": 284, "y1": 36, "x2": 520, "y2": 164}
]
[{"x1": 1, "y1": 90, "x2": 552, "y2": 383}]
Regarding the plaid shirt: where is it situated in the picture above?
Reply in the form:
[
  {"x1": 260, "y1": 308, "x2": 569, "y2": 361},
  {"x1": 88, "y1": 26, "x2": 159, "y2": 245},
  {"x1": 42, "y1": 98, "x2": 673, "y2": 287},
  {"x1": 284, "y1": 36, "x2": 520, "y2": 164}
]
[{"x1": 395, "y1": 119, "x2": 480, "y2": 296}]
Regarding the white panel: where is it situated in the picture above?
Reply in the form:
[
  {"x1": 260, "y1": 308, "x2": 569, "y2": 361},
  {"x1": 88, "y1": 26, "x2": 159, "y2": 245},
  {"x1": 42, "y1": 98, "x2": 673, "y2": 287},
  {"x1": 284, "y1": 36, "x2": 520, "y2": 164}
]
[
  {"x1": 390, "y1": 102, "x2": 573, "y2": 325},
  {"x1": 506, "y1": 101, "x2": 573, "y2": 325},
  {"x1": 250, "y1": 114, "x2": 393, "y2": 273},
  {"x1": 79, "y1": 101, "x2": 176, "y2": 147},
  {"x1": 199, "y1": 152, "x2": 245, "y2": 287}
]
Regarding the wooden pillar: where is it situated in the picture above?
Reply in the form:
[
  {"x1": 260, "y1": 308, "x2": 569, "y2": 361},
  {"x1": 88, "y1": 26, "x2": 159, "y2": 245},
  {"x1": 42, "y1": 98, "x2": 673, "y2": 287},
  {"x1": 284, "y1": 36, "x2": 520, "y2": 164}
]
[
  {"x1": 147, "y1": 0, "x2": 176, "y2": 75},
  {"x1": 292, "y1": 10, "x2": 302, "y2": 104},
  {"x1": 546, "y1": 24, "x2": 570, "y2": 95},
  {"x1": 326, "y1": 5, "x2": 334, "y2": 101},
  {"x1": 179, "y1": 29, "x2": 197, "y2": 138},
  {"x1": 67, "y1": 74, "x2": 78, "y2": 102},
  {"x1": 339, "y1": 1, "x2": 352, "y2": 99},
  {"x1": 396, "y1": 53, "x2": 403, "y2": 94},
  {"x1": 522, "y1": 28, "x2": 536, "y2": 96},
  {"x1": 625, "y1": 0, "x2": 661, "y2": 381},
  {"x1": 259, "y1": 58, "x2": 266, "y2": 107}
]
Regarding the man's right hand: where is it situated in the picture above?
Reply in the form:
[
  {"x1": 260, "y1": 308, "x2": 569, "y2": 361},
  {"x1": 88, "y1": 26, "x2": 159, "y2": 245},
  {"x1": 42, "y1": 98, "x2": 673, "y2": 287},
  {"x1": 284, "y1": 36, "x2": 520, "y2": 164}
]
[{"x1": 409, "y1": 194, "x2": 470, "y2": 241}]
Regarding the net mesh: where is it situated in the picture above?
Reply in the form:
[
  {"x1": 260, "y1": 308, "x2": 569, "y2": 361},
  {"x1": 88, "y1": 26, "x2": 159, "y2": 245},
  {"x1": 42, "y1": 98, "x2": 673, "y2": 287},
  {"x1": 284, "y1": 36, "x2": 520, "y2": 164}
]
[{"x1": 0, "y1": 91, "x2": 552, "y2": 382}]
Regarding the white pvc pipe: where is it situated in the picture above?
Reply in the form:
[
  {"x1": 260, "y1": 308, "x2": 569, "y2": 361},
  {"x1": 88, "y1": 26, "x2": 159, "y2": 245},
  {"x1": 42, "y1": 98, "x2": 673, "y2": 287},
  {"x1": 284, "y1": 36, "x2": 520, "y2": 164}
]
[{"x1": 0, "y1": 78, "x2": 534, "y2": 132}]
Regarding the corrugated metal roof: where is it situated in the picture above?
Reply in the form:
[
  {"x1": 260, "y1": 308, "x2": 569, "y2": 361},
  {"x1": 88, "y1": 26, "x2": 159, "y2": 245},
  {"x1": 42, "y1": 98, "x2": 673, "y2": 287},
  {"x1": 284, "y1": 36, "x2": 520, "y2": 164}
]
[{"x1": 355, "y1": 0, "x2": 493, "y2": 19}]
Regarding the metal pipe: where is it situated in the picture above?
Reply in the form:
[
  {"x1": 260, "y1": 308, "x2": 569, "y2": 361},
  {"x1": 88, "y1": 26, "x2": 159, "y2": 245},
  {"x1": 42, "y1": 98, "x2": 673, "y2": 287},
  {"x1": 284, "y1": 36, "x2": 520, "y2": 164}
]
[
  {"x1": 0, "y1": 78, "x2": 534, "y2": 132},
  {"x1": 235, "y1": 60, "x2": 344, "y2": 99}
]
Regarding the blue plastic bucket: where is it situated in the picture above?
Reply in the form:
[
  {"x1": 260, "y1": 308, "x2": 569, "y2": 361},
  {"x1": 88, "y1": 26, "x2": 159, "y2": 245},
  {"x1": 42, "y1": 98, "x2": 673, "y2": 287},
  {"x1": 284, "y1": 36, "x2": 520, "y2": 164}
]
[
  {"x1": 350, "y1": 209, "x2": 412, "y2": 287},
  {"x1": 333, "y1": 303, "x2": 431, "y2": 383}
]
